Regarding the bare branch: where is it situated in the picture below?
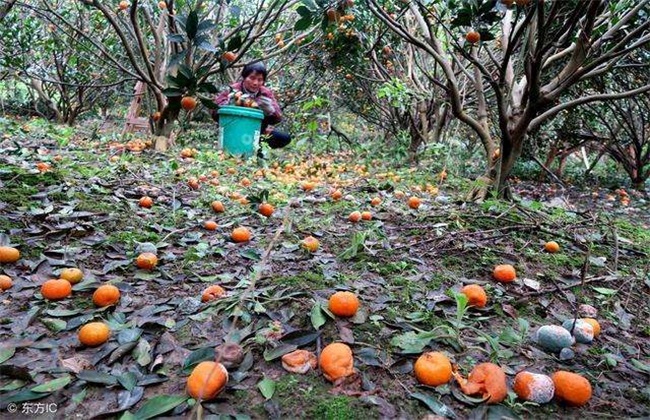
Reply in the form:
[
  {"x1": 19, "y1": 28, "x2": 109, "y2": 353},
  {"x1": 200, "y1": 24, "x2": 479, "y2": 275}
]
[{"x1": 530, "y1": 84, "x2": 650, "y2": 131}]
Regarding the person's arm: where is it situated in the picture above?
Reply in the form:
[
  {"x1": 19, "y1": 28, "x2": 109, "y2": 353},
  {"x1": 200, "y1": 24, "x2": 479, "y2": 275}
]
[{"x1": 258, "y1": 86, "x2": 282, "y2": 124}]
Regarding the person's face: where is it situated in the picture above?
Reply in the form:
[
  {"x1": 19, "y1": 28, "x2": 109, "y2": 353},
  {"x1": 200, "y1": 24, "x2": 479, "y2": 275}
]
[{"x1": 242, "y1": 71, "x2": 265, "y2": 93}]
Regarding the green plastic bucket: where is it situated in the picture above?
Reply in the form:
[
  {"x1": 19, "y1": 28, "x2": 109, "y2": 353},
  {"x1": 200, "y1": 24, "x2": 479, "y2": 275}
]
[{"x1": 218, "y1": 105, "x2": 264, "y2": 158}]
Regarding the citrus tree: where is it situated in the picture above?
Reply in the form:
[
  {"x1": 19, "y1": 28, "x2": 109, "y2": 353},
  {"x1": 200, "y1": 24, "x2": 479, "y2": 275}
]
[
  {"x1": 368, "y1": 0, "x2": 650, "y2": 199},
  {"x1": 0, "y1": 5, "x2": 124, "y2": 124},
  {"x1": 3, "y1": 0, "x2": 309, "y2": 146}
]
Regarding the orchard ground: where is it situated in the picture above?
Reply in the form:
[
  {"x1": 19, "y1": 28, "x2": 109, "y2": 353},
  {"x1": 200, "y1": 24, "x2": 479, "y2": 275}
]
[{"x1": 0, "y1": 117, "x2": 649, "y2": 419}]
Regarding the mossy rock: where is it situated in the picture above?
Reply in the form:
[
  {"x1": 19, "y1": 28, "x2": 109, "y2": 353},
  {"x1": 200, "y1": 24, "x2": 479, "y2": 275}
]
[
  {"x1": 562, "y1": 319, "x2": 594, "y2": 344},
  {"x1": 536, "y1": 325, "x2": 575, "y2": 352}
]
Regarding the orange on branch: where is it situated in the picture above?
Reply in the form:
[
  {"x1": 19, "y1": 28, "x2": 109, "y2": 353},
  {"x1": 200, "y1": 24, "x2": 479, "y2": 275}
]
[
  {"x1": 181, "y1": 96, "x2": 197, "y2": 111},
  {"x1": 466, "y1": 31, "x2": 481, "y2": 44}
]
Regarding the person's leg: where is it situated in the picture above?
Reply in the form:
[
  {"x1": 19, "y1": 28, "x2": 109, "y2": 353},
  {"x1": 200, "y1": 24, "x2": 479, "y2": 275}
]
[{"x1": 265, "y1": 130, "x2": 291, "y2": 149}]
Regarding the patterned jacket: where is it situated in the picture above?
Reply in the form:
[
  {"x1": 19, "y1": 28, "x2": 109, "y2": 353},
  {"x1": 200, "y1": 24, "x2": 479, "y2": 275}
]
[{"x1": 214, "y1": 81, "x2": 282, "y2": 125}]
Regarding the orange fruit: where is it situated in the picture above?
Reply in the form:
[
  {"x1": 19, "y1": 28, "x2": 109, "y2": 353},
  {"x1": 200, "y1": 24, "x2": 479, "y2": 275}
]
[
  {"x1": 407, "y1": 196, "x2": 421, "y2": 209},
  {"x1": 348, "y1": 211, "x2": 362, "y2": 222},
  {"x1": 328, "y1": 291, "x2": 360, "y2": 317},
  {"x1": 139, "y1": 196, "x2": 153, "y2": 208},
  {"x1": 544, "y1": 241, "x2": 560, "y2": 253},
  {"x1": 211, "y1": 201, "x2": 226, "y2": 213},
  {"x1": 453, "y1": 363, "x2": 507, "y2": 404},
  {"x1": 513, "y1": 371, "x2": 555, "y2": 403},
  {"x1": 460, "y1": 284, "x2": 487, "y2": 308},
  {"x1": 152, "y1": 111, "x2": 162, "y2": 121},
  {"x1": 302, "y1": 236, "x2": 320, "y2": 252},
  {"x1": 331, "y1": 190, "x2": 343, "y2": 201},
  {"x1": 394, "y1": 190, "x2": 405, "y2": 199},
  {"x1": 370, "y1": 197, "x2": 381, "y2": 206},
  {"x1": 0, "y1": 275, "x2": 13, "y2": 290},
  {"x1": 187, "y1": 178, "x2": 200, "y2": 190},
  {"x1": 231, "y1": 227, "x2": 251, "y2": 243},
  {"x1": 36, "y1": 162, "x2": 51, "y2": 172},
  {"x1": 259, "y1": 203, "x2": 274, "y2": 217},
  {"x1": 466, "y1": 31, "x2": 480, "y2": 43},
  {"x1": 118, "y1": 0, "x2": 129, "y2": 10},
  {"x1": 493, "y1": 264, "x2": 516, "y2": 283},
  {"x1": 201, "y1": 285, "x2": 226, "y2": 302},
  {"x1": 240, "y1": 178, "x2": 251, "y2": 187},
  {"x1": 551, "y1": 371, "x2": 592, "y2": 406},
  {"x1": 319, "y1": 342, "x2": 354, "y2": 382},
  {"x1": 0, "y1": 246, "x2": 20, "y2": 263},
  {"x1": 282, "y1": 349, "x2": 318, "y2": 374},
  {"x1": 361, "y1": 211, "x2": 372, "y2": 221},
  {"x1": 180, "y1": 148, "x2": 194, "y2": 158},
  {"x1": 301, "y1": 181, "x2": 316, "y2": 192},
  {"x1": 79, "y1": 322, "x2": 111, "y2": 347},
  {"x1": 41, "y1": 279, "x2": 72, "y2": 300},
  {"x1": 60, "y1": 268, "x2": 84, "y2": 284},
  {"x1": 187, "y1": 361, "x2": 228, "y2": 400},
  {"x1": 414, "y1": 352, "x2": 452, "y2": 386},
  {"x1": 136, "y1": 252, "x2": 158, "y2": 270},
  {"x1": 181, "y1": 96, "x2": 197, "y2": 111},
  {"x1": 227, "y1": 167, "x2": 237, "y2": 174},
  {"x1": 92, "y1": 284, "x2": 121, "y2": 307},
  {"x1": 222, "y1": 51, "x2": 237, "y2": 62},
  {"x1": 204, "y1": 220, "x2": 218, "y2": 230},
  {"x1": 581, "y1": 318, "x2": 601, "y2": 337},
  {"x1": 158, "y1": 1, "x2": 166, "y2": 9}
]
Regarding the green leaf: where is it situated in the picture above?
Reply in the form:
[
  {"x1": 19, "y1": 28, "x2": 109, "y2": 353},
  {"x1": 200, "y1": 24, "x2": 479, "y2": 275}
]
[
  {"x1": 592, "y1": 287, "x2": 617, "y2": 296},
  {"x1": 310, "y1": 302, "x2": 327, "y2": 330},
  {"x1": 294, "y1": 16, "x2": 313, "y2": 31},
  {"x1": 263, "y1": 344, "x2": 297, "y2": 361},
  {"x1": 257, "y1": 377, "x2": 275, "y2": 400},
  {"x1": 296, "y1": 5, "x2": 312, "y2": 18},
  {"x1": 630, "y1": 359, "x2": 650, "y2": 373},
  {"x1": 118, "y1": 328, "x2": 143, "y2": 345},
  {"x1": 41, "y1": 317, "x2": 67, "y2": 332},
  {"x1": 390, "y1": 331, "x2": 439, "y2": 354},
  {"x1": 134, "y1": 339, "x2": 152, "y2": 367},
  {"x1": 77, "y1": 370, "x2": 118, "y2": 385},
  {"x1": 0, "y1": 347, "x2": 16, "y2": 364},
  {"x1": 31, "y1": 375, "x2": 72, "y2": 393},
  {"x1": 226, "y1": 34, "x2": 243, "y2": 51},
  {"x1": 133, "y1": 395, "x2": 187, "y2": 420},
  {"x1": 185, "y1": 11, "x2": 199, "y2": 40},
  {"x1": 118, "y1": 372, "x2": 138, "y2": 391},
  {"x1": 199, "y1": 97, "x2": 219, "y2": 109},
  {"x1": 182, "y1": 347, "x2": 215, "y2": 372},
  {"x1": 167, "y1": 34, "x2": 185, "y2": 43},
  {"x1": 1, "y1": 390, "x2": 51, "y2": 404},
  {"x1": 411, "y1": 392, "x2": 456, "y2": 418},
  {"x1": 162, "y1": 88, "x2": 184, "y2": 97}
]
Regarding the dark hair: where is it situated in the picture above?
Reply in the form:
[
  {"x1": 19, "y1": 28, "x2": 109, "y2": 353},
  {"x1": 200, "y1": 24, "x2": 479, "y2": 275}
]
[{"x1": 241, "y1": 62, "x2": 267, "y2": 81}]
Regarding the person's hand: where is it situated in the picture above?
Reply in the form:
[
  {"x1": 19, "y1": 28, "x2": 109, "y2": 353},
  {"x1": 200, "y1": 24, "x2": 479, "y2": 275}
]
[
  {"x1": 257, "y1": 96, "x2": 275, "y2": 114},
  {"x1": 264, "y1": 125, "x2": 274, "y2": 134}
]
